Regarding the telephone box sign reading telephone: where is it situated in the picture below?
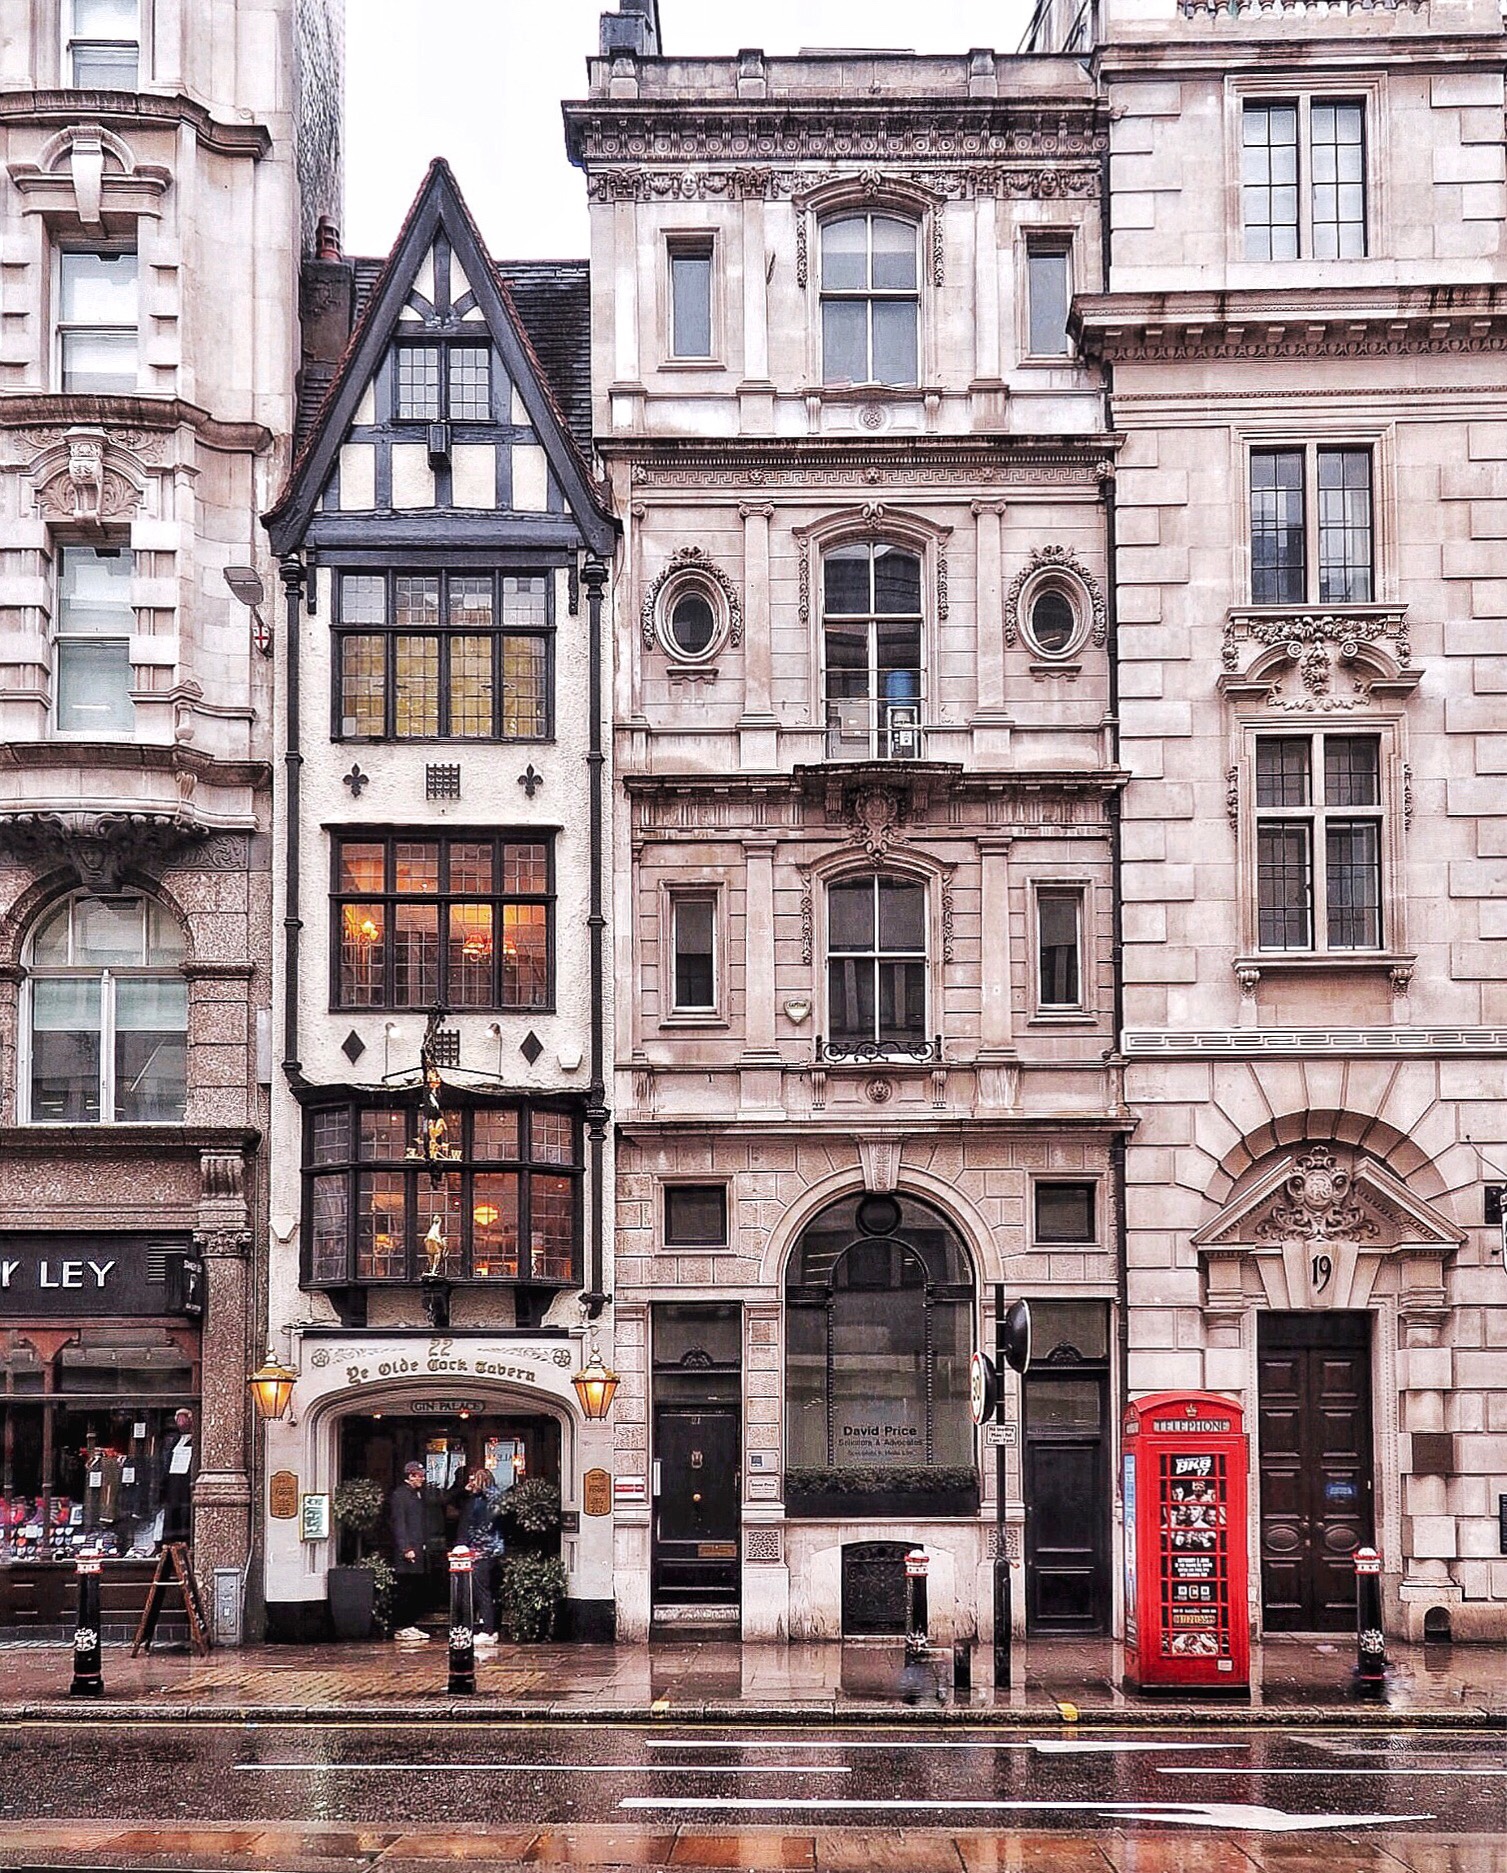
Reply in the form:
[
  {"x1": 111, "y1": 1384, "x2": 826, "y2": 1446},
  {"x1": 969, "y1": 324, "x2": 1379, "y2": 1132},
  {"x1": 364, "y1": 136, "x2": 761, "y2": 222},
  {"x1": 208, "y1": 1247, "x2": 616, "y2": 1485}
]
[{"x1": 1122, "y1": 1391, "x2": 1250, "y2": 1695}]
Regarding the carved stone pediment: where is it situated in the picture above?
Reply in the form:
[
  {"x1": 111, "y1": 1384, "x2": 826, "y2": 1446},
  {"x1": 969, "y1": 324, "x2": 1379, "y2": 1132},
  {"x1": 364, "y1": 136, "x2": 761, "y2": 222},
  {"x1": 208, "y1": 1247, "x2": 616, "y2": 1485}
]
[
  {"x1": 1218, "y1": 607, "x2": 1419, "y2": 713},
  {"x1": 1192, "y1": 1145, "x2": 1460, "y2": 1318},
  {"x1": 0, "y1": 809, "x2": 209, "y2": 891},
  {"x1": 24, "y1": 425, "x2": 148, "y2": 528}
]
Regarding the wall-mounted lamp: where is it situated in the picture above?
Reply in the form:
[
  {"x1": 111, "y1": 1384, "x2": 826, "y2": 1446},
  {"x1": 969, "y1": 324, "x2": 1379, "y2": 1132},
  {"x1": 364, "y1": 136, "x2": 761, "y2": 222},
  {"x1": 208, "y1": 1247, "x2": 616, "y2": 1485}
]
[
  {"x1": 572, "y1": 1347, "x2": 620, "y2": 1422},
  {"x1": 248, "y1": 1348, "x2": 297, "y2": 1422},
  {"x1": 224, "y1": 566, "x2": 271, "y2": 656}
]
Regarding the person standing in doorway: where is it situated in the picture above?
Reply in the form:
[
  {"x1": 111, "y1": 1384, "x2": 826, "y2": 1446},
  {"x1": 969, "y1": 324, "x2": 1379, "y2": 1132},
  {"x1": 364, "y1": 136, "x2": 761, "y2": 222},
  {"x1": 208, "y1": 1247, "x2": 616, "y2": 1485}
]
[
  {"x1": 457, "y1": 1466, "x2": 505, "y2": 1647},
  {"x1": 159, "y1": 1408, "x2": 195, "y2": 1549},
  {"x1": 389, "y1": 1460, "x2": 430, "y2": 1642}
]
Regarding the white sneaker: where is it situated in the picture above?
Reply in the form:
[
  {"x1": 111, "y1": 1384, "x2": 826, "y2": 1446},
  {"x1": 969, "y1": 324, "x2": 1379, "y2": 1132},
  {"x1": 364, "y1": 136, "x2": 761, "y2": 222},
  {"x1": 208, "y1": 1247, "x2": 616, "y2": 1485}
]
[
  {"x1": 473, "y1": 1632, "x2": 499, "y2": 1648},
  {"x1": 394, "y1": 1626, "x2": 431, "y2": 1643}
]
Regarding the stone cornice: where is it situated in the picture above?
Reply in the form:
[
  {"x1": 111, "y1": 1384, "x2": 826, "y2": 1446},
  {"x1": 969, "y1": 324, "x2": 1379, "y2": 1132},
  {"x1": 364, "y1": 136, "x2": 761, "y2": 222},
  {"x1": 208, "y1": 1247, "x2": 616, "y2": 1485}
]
[
  {"x1": 0, "y1": 394, "x2": 273, "y2": 456},
  {"x1": 623, "y1": 765, "x2": 1128, "y2": 800},
  {"x1": 1074, "y1": 285, "x2": 1507, "y2": 364},
  {"x1": 0, "y1": 1124, "x2": 260, "y2": 1155},
  {"x1": 565, "y1": 100, "x2": 1109, "y2": 182},
  {"x1": 1096, "y1": 32, "x2": 1506, "y2": 78},
  {"x1": 617, "y1": 437, "x2": 1117, "y2": 492},
  {"x1": 0, "y1": 741, "x2": 270, "y2": 790},
  {"x1": 0, "y1": 90, "x2": 271, "y2": 159}
]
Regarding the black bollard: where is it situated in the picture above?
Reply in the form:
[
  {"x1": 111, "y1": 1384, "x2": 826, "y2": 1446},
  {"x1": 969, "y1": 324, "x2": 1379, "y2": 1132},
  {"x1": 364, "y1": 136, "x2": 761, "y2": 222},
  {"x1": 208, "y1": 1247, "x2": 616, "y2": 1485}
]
[
  {"x1": 905, "y1": 1547, "x2": 929, "y2": 1660},
  {"x1": 69, "y1": 1557, "x2": 103, "y2": 1698},
  {"x1": 1353, "y1": 1546, "x2": 1387, "y2": 1694},
  {"x1": 447, "y1": 1547, "x2": 476, "y2": 1695},
  {"x1": 953, "y1": 1639, "x2": 971, "y2": 1695}
]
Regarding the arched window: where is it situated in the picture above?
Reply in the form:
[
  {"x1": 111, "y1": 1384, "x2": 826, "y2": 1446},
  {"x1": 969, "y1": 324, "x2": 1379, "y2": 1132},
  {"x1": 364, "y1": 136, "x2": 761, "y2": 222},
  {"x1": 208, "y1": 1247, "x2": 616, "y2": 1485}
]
[
  {"x1": 786, "y1": 1193, "x2": 977, "y2": 1513},
  {"x1": 825, "y1": 872, "x2": 927, "y2": 1058},
  {"x1": 823, "y1": 541, "x2": 923, "y2": 760},
  {"x1": 820, "y1": 214, "x2": 919, "y2": 387},
  {"x1": 24, "y1": 892, "x2": 187, "y2": 1123}
]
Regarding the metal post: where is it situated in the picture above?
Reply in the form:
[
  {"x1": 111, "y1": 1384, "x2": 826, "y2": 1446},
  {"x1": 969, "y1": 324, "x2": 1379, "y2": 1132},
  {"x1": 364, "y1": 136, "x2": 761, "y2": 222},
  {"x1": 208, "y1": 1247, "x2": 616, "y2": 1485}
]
[
  {"x1": 993, "y1": 1282, "x2": 1012, "y2": 1689},
  {"x1": 447, "y1": 1547, "x2": 475, "y2": 1695},
  {"x1": 1353, "y1": 1546, "x2": 1387, "y2": 1695},
  {"x1": 905, "y1": 1546, "x2": 929, "y2": 1658},
  {"x1": 70, "y1": 1557, "x2": 103, "y2": 1698}
]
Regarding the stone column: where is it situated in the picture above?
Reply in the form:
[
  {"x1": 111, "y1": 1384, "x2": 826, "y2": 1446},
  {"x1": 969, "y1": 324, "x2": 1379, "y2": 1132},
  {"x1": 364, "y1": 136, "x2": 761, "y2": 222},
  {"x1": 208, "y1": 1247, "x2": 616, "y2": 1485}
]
[
  {"x1": 973, "y1": 501, "x2": 1007, "y2": 724},
  {"x1": 740, "y1": 839, "x2": 781, "y2": 1114},
  {"x1": 978, "y1": 839, "x2": 1016, "y2": 1091},
  {"x1": 742, "y1": 1302, "x2": 789, "y2": 1640},
  {"x1": 190, "y1": 1147, "x2": 254, "y2": 1637},
  {"x1": 739, "y1": 502, "x2": 776, "y2": 768}
]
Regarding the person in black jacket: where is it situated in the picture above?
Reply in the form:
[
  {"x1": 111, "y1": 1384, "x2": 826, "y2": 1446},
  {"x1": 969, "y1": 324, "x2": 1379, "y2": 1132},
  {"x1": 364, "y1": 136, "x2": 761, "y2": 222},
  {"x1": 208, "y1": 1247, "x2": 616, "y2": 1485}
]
[
  {"x1": 456, "y1": 1466, "x2": 505, "y2": 1645},
  {"x1": 389, "y1": 1461, "x2": 429, "y2": 1641}
]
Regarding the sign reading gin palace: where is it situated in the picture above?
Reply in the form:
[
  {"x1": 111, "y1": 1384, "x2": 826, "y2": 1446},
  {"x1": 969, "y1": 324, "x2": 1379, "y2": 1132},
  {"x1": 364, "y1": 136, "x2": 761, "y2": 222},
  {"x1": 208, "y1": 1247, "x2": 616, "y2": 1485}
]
[{"x1": 0, "y1": 1234, "x2": 194, "y2": 1317}]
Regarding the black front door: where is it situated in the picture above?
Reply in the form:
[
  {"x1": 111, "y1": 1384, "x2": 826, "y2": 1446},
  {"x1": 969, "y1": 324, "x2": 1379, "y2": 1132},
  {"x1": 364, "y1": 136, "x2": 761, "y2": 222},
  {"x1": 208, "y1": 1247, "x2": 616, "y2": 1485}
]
[
  {"x1": 652, "y1": 1406, "x2": 740, "y2": 1607},
  {"x1": 1258, "y1": 1311, "x2": 1375, "y2": 1631},
  {"x1": 1023, "y1": 1372, "x2": 1110, "y2": 1634}
]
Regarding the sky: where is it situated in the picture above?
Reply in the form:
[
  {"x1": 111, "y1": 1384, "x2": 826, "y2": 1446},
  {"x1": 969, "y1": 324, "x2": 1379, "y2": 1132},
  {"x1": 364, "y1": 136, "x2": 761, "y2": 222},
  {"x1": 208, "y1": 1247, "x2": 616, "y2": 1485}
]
[{"x1": 345, "y1": 0, "x2": 1034, "y2": 261}]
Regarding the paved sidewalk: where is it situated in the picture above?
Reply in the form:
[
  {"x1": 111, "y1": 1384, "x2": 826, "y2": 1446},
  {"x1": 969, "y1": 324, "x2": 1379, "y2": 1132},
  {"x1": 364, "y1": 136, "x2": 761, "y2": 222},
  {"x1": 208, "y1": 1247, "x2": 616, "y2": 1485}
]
[{"x1": 1, "y1": 1635, "x2": 1503, "y2": 1725}]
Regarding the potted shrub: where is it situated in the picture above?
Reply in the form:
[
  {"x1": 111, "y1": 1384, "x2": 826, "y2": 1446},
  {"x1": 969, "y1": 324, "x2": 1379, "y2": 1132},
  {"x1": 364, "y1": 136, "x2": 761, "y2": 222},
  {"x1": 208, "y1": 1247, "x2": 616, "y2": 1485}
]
[
  {"x1": 500, "y1": 1552, "x2": 568, "y2": 1641},
  {"x1": 501, "y1": 1476, "x2": 562, "y2": 1543},
  {"x1": 329, "y1": 1478, "x2": 386, "y2": 1641}
]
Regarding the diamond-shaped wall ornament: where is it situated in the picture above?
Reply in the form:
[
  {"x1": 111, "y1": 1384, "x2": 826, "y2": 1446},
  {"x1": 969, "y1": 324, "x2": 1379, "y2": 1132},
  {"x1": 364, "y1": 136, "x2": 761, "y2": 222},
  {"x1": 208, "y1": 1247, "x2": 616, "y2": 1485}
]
[
  {"x1": 342, "y1": 1031, "x2": 366, "y2": 1063},
  {"x1": 519, "y1": 1031, "x2": 543, "y2": 1066}
]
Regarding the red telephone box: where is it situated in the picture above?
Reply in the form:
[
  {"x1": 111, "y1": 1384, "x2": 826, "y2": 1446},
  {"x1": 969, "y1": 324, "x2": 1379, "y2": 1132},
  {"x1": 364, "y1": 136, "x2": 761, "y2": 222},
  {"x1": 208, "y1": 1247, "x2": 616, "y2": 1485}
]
[{"x1": 1122, "y1": 1391, "x2": 1250, "y2": 1693}]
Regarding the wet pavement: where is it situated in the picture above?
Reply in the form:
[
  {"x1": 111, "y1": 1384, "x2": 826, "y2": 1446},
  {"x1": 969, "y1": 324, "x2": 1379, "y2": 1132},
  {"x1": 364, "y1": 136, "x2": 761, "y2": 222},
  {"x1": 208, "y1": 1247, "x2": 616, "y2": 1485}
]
[
  {"x1": 0, "y1": 1635, "x2": 1503, "y2": 1724},
  {"x1": 0, "y1": 1718, "x2": 1505, "y2": 1869}
]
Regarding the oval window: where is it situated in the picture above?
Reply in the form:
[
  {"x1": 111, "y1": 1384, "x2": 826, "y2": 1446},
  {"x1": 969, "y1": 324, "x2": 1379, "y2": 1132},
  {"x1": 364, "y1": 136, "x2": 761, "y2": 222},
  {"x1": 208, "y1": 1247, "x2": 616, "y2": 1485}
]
[
  {"x1": 668, "y1": 589, "x2": 717, "y2": 658},
  {"x1": 1029, "y1": 589, "x2": 1076, "y2": 655}
]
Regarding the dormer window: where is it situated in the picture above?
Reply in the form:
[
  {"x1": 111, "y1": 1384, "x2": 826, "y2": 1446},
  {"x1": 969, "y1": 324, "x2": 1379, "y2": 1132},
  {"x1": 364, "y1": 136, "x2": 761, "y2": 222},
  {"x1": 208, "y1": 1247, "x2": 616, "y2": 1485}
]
[
  {"x1": 394, "y1": 343, "x2": 492, "y2": 422},
  {"x1": 820, "y1": 214, "x2": 918, "y2": 387},
  {"x1": 67, "y1": 0, "x2": 139, "y2": 88}
]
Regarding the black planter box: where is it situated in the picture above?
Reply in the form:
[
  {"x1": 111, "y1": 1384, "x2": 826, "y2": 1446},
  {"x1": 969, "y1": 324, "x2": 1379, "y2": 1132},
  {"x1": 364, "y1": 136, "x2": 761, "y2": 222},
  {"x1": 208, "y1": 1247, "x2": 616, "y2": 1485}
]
[{"x1": 784, "y1": 1474, "x2": 980, "y2": 1520}]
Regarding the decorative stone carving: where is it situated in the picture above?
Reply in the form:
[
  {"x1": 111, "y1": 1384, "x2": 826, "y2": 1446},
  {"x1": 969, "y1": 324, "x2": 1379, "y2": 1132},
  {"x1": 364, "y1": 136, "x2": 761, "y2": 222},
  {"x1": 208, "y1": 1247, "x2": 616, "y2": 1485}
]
[
  {"x1": 1004, "y1": 544, "x2": 1107, "y2": 649},
  {"x1": 199, "y1": 1152, "x2": 246, "y2": 1203},
  {"x1": 641, "y1": 545, "x2": 743, "y2": 650},
  {"x1": 798, "y1": 869, "x2": 814, "y2": 965},
  {"x1": 30, "y1": 426, "x2": 145, "y2": 526},
  {"x1": 1254, "y1": 1147, "x2": 1376, "y2": 1245},
  {"x1": 848, "y1": 785, "x2": 905, "y2": 861},
  {"x1": 584, "y1": 164, "x2": 1103, "y2": 204},
  {"x1": 940, "y1": 868, "x2": 955, "y2": 964},
  {"x1": 1225, "y1": 767, "x2": 1239, "y2": 830},
  {"x1": 193, "y1": 1228, "x2": 252, "y2": 1261},
  {"x1": 1220, "y1": 608, "x2": 1416, "y2": 711},
  {"x1": 0, "y1": 810, "x2": 206, "y2": 891},
  {"x1": 857, "y1": 1134, "x2": 902, "y2": 1193}
]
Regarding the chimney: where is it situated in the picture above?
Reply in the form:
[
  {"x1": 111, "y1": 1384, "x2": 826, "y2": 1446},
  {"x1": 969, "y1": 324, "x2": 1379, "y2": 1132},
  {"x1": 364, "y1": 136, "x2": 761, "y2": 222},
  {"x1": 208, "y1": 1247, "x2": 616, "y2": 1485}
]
[{"x1": 599, "y1": 0, "x2": 661, "y2": 57}]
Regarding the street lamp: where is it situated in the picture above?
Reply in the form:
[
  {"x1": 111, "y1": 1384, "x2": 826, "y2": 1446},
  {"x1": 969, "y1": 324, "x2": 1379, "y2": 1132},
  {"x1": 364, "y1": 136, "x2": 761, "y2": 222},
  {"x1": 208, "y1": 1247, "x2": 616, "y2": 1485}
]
[
  {"x1": 248, "y1": 1349, "x2": 297, "y2": 1422},
  {"x1": 571, "y1": 1347, "x2": 620, "y2": 1422}
]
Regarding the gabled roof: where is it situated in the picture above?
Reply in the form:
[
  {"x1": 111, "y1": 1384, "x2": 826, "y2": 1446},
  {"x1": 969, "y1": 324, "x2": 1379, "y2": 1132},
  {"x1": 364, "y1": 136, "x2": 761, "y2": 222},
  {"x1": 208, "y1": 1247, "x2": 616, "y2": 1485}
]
[{"x1": 265, "y1": 158, "x2": 614, "y2": 557}]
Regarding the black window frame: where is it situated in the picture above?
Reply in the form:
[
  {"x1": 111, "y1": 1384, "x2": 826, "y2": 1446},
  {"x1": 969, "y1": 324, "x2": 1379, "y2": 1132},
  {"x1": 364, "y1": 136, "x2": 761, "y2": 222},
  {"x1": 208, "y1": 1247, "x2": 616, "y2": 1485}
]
[
  {"x1": 663, "y1": 1184, "x2": 729, "y2": 1248},
  {"x1": 1034, "y1": 1181, "x2": 1098, "y2": 1246},
  {"x1": 301, "y1": 1097, "x2": 583, "y2": 1289},
  {"x1": 1254, "y1": 731, "x2": 1385, "y2": 954},
  {"x1": 391, "y1": 339, "x2": 495, "y2": 423},
  {"x1": 332, "y1": 569, "x2": 555, "y2": 743},
  {"x1": 1250, "y1": 444, "x2": 1374, "y2": 606},
  {"x1": 330, "y1": 829, "x2": 555, "y2": 1013}
]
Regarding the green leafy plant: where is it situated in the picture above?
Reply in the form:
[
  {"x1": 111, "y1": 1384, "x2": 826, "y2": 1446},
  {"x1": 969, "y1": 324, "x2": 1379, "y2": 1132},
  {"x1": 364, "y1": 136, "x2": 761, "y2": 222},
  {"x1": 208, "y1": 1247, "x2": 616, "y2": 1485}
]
[
  {"x1": 500, "y1": 1552, "x2": 567, "y2": 1641},
  {"x1": 332, "y1": 1478, "x2": 385, "y2": 1561},
  {"x1": 784, "y1": 1465, "x2": 980, "y2": 1499},
  {"x1": 502, "y1": 1477, "x2": 562, "y2": 1536},
  {"x1": 356, "y1": 1554, "x2": 396, "y2": 1635}
]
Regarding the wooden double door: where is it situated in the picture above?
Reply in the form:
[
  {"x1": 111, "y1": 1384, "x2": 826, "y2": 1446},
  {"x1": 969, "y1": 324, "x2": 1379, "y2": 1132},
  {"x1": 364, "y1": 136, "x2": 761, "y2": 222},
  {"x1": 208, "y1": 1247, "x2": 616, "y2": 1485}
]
[{"x1": 1257, "y1": 1312, "x2": 1375, "y2": 1632}]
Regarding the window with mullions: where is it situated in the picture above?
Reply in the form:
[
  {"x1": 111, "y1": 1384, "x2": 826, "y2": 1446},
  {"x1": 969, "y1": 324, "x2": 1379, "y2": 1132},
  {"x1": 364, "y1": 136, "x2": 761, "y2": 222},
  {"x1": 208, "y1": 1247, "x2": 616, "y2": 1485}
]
[
  {"x1": 826, "y1": 873, "x2": 927, "y2": 1055},
  {"x1": 333, "y1": 833, "x2": 552, "y2": 1011},
  {"x1": 304, "y1": 1102, "x2": 582, "y2": 1286},
  {"x1": 1255, "y1": 734, "x2": 1384, "y2": 952},
  {"x1": 823, "y1": 542, "x2": 923, "y2": 760},
  {"x1": 1250, "y1": 446, "x2": 1373, "y2": 605},
  {"x1": 820, "y1": 214, "x2": 919, "y2": 387},
  {"x1": 1242, "y1": 98, "x2": 1366, "y2": 262},
  {"x1": 336, "y1": 572, "x2": 551, "y2": 740},
  {"x1": 67, "y1": 0, "x2": 139, "y2": 86},
  {"x1": 393, "y1": 343, "x2": 492, "y2": 422}
]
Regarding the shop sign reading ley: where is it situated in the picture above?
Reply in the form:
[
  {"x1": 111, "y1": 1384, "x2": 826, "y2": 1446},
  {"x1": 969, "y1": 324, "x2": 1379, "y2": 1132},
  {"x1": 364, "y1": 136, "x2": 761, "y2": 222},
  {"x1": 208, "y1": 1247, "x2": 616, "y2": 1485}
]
[{"x1": 0, "y1": 1234, "x2": 195, "y2": 1319}]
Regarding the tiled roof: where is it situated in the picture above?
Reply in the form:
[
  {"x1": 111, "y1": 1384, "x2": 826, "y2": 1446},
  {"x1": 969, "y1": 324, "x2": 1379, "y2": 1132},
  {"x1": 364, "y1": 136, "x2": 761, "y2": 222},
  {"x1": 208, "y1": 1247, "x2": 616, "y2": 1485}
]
[{"x1": 346, "y1": 254, "x2": 594, "y2": 459}]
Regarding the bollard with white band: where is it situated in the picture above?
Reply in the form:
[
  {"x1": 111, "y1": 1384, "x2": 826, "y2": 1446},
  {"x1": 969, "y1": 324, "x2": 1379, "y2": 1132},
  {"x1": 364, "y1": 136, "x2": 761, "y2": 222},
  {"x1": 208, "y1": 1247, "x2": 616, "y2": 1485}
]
[
  {"x1": 447, "y1": 1546, "x2": 476, "y2": 1695},
  {"x1": 1353, "y1": 1546, "x2": 1387, "y2": 1694},
  {"x1": 69, "y1": 1557, "x2": 103, "y2": 1698}
]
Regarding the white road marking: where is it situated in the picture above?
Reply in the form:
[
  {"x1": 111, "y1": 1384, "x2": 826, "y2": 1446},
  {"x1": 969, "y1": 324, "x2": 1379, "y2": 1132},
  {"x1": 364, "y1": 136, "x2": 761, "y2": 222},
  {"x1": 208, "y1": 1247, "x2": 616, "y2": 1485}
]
[
  {"x1": 236, "y1": 1763, "x2": 848, "y2": 1776},
  {"x1": 619, "y1": 1796, "x2": 1431, "y2": 1833},
  {"x1": 647, "y1": 1737, "x2": 1243, "y2": 1755},
  {"x1": 1160, "y1": 1766, "x2": 1507, "y2": 1778}
]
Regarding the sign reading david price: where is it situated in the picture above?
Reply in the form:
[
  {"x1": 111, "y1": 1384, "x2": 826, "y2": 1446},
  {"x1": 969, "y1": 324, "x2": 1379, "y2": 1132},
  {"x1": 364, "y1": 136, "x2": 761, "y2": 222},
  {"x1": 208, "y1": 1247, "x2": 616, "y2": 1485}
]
[{"x1": 0, "y1": 1234, "x2": 200, "y2": 1318}]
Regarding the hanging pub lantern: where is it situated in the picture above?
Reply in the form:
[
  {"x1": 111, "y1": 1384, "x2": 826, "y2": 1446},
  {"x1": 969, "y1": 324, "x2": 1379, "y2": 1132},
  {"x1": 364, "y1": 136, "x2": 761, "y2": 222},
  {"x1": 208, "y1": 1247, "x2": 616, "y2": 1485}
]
[
  {"x1": 248, "y1": 1349, "x2": 297, "y2": 1422},
  {"x1": 571, "y1": 1347, "x2": 620, "y2": 1422}
]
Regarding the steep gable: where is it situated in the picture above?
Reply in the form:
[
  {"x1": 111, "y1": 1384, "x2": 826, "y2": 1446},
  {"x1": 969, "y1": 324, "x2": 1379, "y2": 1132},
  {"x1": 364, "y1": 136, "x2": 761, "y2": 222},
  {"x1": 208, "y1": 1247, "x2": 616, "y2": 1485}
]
[{"x1": 266, "y1": 160, "x2": 613, "y2": 556}]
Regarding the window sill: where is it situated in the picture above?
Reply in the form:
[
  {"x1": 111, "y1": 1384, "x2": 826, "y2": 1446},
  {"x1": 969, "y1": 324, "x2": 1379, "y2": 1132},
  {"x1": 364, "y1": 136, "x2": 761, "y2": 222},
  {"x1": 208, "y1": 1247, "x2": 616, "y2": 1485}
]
[
  {"x1": 659, "y1": 357, "x2": 728, "y2": 373},
  {"x1": 1235, "y1": 952, "x2": 1416, "y2": 990},
  {"x1": 1029, "y1": 1010, "x2": 1097, "y2": 1027},
  {"x1": 659, "y1": 1014, "x2": 728, "y2": 1030}
]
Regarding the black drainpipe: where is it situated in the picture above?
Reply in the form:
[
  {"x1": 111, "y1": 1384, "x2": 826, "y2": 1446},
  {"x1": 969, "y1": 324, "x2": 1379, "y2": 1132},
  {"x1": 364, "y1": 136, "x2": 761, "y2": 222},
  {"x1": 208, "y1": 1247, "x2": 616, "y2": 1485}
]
[
  {"x1": 279, "y1": 555, "x2": 305, "y2": 1079},
  {"x1": 582, "y1": 556, "x2": 610, "y2": 1310}
]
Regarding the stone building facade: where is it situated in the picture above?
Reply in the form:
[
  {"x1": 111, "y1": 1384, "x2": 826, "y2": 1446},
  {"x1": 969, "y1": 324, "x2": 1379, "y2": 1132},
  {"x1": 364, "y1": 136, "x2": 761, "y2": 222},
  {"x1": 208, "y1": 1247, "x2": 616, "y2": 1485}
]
[
  {"x1": 1059, "y1": 0, "x2": 1507, "y2": 1641},
  {"x1": 261, "y1": 163, "x2": 620, "y2": 1640},
  {"x1": 0, "y1": 0, "x2": 340, "y2": 1636},
  {"x1": 569, "y1": 15, "x2": 1129, "y2": 1643}
]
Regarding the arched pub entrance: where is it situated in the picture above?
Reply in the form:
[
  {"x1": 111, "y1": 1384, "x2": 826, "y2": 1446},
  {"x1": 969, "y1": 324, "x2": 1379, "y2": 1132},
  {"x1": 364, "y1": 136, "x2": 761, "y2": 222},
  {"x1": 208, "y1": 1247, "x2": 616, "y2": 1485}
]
[{"x1": 337, "y1": 1401, "x2": 562, "y2": 1621}]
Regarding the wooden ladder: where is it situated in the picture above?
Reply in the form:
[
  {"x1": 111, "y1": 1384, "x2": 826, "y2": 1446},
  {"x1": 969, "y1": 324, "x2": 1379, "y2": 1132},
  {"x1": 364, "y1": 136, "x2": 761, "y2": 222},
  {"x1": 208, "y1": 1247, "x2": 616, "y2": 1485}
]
[{"x1": 131, "y1": 1542, "x2": 212, "y2": 1656}]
